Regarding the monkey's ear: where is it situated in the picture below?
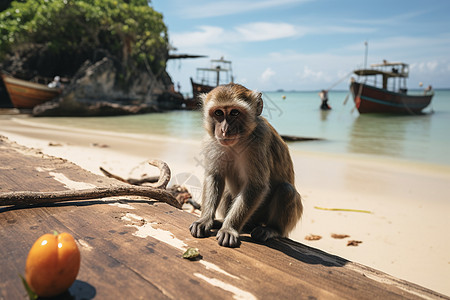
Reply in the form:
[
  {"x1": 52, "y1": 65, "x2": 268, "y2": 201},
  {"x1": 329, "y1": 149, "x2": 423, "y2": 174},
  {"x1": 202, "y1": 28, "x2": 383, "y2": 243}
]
[
  {"x1": 199, "y1": 93, "x2": 208, "y2": 104},
  {"x1": 253, "y1": 91, "x2": 263, "y2": 116}
]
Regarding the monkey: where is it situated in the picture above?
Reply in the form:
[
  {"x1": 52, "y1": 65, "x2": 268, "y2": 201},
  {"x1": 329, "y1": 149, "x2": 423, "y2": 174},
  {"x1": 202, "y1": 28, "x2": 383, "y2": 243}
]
[{"x1": 189, "y1": 83, "x2": 303, "y2": 248}]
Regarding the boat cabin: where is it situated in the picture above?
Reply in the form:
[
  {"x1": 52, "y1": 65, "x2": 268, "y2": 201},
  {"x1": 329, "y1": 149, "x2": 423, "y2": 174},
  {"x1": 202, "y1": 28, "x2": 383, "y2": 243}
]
[
  {"x1": 354, "y1": 61, "x2": 409, "y2": 93},
  {"x1": 194, "y1": 58, "x2": 233, "y2": 87}
]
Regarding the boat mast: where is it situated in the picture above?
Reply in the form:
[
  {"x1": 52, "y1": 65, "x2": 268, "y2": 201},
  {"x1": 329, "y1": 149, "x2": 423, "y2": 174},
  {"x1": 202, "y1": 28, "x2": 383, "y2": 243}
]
[
  {"x1": 215, "y1": 65, "x2": 220, "y2": 86},
  {"x1": 364, "y1": 41, "x2": 368, "y2": 69}
]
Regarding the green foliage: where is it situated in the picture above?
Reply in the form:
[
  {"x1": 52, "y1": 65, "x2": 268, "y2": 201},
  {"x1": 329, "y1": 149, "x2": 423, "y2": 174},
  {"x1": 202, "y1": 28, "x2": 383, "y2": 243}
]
[{"x1": 0, "y1": 0, "x2": 168, "y2": 72}]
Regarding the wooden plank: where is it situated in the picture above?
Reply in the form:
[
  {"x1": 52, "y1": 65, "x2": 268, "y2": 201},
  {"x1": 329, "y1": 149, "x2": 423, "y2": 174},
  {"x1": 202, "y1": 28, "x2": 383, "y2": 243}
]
[
  {"x1": 0, "y1": 201, "x2": 440, "y2": 300},
  {"x1": 0, "y1": 206, "x2": 169, "y2": 299},
  {"x1": 0, "y1": 136, "x2": 448, "y2": 300}
]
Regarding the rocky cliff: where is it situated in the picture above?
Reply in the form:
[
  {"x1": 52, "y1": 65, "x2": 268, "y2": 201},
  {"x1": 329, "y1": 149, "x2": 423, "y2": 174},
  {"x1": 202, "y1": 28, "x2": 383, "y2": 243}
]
[
  {"x1": 31, "y1": 56, "x2": 183, "y2": 116},
  {"x1": 0, "y1": 0, "x2": 183, "y2": 116}
]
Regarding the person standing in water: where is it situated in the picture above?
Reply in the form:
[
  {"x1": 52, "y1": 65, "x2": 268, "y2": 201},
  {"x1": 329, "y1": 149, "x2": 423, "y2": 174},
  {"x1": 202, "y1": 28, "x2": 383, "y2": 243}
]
[{"x1": 319, "y1": 89, "x2": 331, "y2": 110}]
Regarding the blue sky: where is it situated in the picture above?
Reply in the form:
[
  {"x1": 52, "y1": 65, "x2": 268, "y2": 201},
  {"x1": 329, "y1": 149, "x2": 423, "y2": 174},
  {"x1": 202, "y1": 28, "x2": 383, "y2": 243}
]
[{"x1": 152, "y1": 0, "x2": 450, "y2": 94}]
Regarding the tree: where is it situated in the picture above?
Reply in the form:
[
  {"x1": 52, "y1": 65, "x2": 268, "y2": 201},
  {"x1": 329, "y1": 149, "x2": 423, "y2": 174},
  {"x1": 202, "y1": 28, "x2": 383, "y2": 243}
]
[{"x1": 0, "y1": 0, "x2": 168, "y2": 77}]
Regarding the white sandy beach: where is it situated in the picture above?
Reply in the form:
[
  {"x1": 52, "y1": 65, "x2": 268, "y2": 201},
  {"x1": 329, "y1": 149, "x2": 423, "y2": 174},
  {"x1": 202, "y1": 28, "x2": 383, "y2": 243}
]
[{"x1": 1, "y1": 115, "x2": 449, "y2": 297}]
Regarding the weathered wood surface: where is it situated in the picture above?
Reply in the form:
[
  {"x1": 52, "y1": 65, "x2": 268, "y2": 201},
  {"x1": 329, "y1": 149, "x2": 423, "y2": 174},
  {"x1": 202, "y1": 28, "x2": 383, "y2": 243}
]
[{"x1": 0, "y1": 137, "x2": 447, "y2": 300}]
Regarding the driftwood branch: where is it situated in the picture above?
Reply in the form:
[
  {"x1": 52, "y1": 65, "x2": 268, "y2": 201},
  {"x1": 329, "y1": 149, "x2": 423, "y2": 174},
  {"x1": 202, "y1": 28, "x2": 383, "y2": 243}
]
[
  {"x1": 0, "y1": 159, "x2": 181, "y2": 209},
  {"x1": 146, "y1": 159, "x2": 171, "y2": 189},
  {"x1": 0, "y1": 186, "x2": 181, "y2": 209}
]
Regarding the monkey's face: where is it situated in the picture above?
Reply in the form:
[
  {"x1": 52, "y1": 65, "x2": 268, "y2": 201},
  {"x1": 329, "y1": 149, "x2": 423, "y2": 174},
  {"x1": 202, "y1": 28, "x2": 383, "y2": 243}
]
[
  {"x1": 209, "y1": 106, "x2": 248, "y2": 146},
  {"x1": 202, "y1": 83, "x2": 263, "y2": 147}
]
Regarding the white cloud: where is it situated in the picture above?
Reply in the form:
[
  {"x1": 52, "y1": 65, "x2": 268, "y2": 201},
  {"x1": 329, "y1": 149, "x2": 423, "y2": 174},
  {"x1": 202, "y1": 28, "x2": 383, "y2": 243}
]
[
  {"x1": 426, "y1": 61, "x2": 438, "y2": 72},
  {"x1": 261, "y1": 68, "x2": 276, "y2": 82},
  {"x1": 235, "y1": 22, "x2": 299, "y2": 42},
  {"x1": 170, "y1": 21, "x2": 377, "y2": 50},
  {"x1": 411, "y1": 61, "x2": 439, "y2": 73},
  {"x1": 298, "y1": 66, "x2": 328, "y2": 82},
  {"x1": 234, "y1": 50, "x2": 360, "y2": 91},
  {"x1": 170, "y1": 26, "x2": 226, "y2": 48},
  {"x1": 171, "y1": 22, "x2": 302, "y2": 48}
]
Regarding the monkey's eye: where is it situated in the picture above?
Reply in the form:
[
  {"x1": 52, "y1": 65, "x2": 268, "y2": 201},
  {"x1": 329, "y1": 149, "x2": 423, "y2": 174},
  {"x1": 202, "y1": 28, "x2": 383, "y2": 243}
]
[
  {"x1": 230, "y1": 109, "x2": 240, "y2": 116},
  {"x1": 214, "y1": 109, "x2": 224, "y2": 116}
]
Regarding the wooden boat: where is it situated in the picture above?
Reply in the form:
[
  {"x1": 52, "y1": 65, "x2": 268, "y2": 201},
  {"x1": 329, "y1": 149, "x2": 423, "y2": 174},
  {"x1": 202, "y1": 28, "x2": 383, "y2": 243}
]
[
  {"x1": 1, "y1": 73, "x2": 62, "y2": 109},
  {"x1": 190, "y1": 57, "x2": 233, "y2": 102},
  {"x1": 350, "y1": 61, "x2": 433, "y2": 114}
]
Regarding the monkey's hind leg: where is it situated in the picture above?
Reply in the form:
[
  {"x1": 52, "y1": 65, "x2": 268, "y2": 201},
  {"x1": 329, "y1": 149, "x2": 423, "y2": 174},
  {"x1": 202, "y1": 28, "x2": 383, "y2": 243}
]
[{"x1": 251, "y1": 182, "x2": 302, "y2": 242}]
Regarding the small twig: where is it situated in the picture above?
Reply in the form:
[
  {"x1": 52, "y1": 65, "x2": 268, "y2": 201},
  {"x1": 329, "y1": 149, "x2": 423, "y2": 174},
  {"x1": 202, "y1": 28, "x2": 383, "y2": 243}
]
[
  {"x1": 99, "y1": 167, "x2": 130, "y2": 184},
  {"x1": 314, "y1": 206, "x2": 372, "y2": 214},
  {"x1": 99, "y1": 167, "x2": 158, "y2": 185},
  {"x1": 100, "y1": 159, "x2": 170, "y2": 189},
  {"x1": 127, "y1": 177, "x2": 160, "y2": 185},
  {"x1": 347, "y1": 240, "x2": 363, "y2": 247}
]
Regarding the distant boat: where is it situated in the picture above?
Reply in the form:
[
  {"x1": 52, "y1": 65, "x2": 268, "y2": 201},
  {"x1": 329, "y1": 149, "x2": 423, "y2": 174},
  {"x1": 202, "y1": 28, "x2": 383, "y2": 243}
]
[
  {"x1": 350, "y1": 61, "x2": 433, "y2": 114},
  {"x1": 188, "y1": 57, "x2": 234, "y2": 107},
  {"x1": 1, "y1": 73, "x2": 62, "y2": 109}
]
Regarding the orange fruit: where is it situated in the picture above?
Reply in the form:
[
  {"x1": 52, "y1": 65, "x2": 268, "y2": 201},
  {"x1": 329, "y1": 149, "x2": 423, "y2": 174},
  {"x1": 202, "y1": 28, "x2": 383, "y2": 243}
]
[{"x1": 25, "y1": 232, "x2": 80, "y2": 297}]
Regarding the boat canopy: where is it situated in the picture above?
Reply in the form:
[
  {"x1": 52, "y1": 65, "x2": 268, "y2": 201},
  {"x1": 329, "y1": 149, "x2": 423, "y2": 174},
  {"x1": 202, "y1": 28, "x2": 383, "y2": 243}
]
[
  {"x1": 353, "y1": 61, "x2": 409, "y2": 91},
  {"x1": 197, "y1": 58, "x2": 232, "y2": 73},
  {"x1": 354, "y1": 62, "x2": 409, "y2": 79},
  {"x1": 195, "y1": 57, "x2": 233, "y2": 86}
]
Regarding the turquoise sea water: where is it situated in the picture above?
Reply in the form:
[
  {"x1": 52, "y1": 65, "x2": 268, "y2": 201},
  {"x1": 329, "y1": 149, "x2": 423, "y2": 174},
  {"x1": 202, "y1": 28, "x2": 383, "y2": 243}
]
[{"x1": 27, "y1": 89, "x2": 450, "y2": 166}]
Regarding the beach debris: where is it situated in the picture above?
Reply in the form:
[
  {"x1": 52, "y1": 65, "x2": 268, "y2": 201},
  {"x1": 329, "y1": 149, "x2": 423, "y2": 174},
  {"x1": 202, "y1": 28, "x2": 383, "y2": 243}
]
[
  {"x1": 347, "y1": 240, "x2": 363, "y2": 247},
  {"x1": 305, "y1": 234, "x2": 322, "y2": 241},
  {"x1": 91, "y1": 143, "x2": 109, "y2": 148},
  {"x1": 280, "y1": 135, "x2": 323, "y2": 142},
  {"x1": 331, "y1": 234, "x2": 350, "y2": 239},
  {"x1": 314, "y1": 206, "x2": 372, "y2": 214},
  {"x1": 0, "y1": 159, "x2": 183, "y2": 209},
  {"x1": 48, "y1": 142, "x2": 63, "y2": 147},
  {"x1": 167, "y1": 184, "x2": 201, "y2": 211},
  {"x1": 182, "y1": 247, "x2": 201, "y2": 260},
  {"x1": 167, "y1": 184, "x2": 191, "y2": 203}
]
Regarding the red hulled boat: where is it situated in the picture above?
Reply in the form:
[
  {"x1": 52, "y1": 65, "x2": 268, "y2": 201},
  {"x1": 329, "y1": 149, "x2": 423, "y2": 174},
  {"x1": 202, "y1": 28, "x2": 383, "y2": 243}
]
[{"x1": 350, "y1": 61, "x2": 433, "y2": 114}]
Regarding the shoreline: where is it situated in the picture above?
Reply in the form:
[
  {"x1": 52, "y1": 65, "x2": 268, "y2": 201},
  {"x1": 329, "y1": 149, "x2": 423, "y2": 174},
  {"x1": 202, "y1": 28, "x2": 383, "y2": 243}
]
[{"x1": 0, "y1": 116, "x2": 449, "y2": 296}]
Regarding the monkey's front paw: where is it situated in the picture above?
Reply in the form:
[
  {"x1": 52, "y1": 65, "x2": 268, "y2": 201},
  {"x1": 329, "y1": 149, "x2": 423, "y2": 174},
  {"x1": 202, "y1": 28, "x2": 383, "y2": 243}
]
[
  {"x1": 190, "y1": 220, "x2": 212, "y2": 238},
  {"x1": 217, "y1": 228, "x2": 240, "y2": 248}
]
